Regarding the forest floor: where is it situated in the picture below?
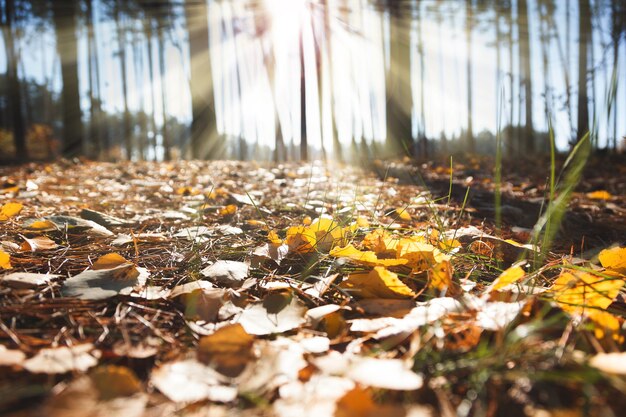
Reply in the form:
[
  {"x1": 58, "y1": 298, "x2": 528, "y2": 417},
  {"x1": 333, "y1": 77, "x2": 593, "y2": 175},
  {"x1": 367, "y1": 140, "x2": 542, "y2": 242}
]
[{"x1": 0, "y1": 155, "x2": 625, "y2": 417}]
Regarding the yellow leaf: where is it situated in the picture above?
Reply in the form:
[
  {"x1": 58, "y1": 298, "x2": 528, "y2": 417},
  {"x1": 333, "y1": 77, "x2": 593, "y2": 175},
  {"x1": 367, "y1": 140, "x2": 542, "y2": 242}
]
[
  {"x1": 588, "y1": 310, "x2": 623, "y2": 342},
  {"x1": 586, "y1": 190, "x2": 612, "y2": 200},
  {"x1": 428, "y1": 260, "x2": 455, "y2": 292},
  {"x1": 362, "y1": 229, "x2": 399, "y2": 255},
  {"x1": 551, "y1": 269, "x2": 624, "y2": 313},
  {"x1": 396, "y1": 238, "x2": 438, "y2": 270},
  {"x1": 245, "y1": 219, "x2": 266, "y2": 228},
  {"x1": 340, "y1": 266, "x2": 416, "y2": 299},
  {"x1": 395, "y1": 207, "x2": 411, "y2": 221},
  {"x1": 0, "y1": 202, "x2": 23, "y2": 221},
  {"x1": 490, "y1": 265, "x2": 526, "y2": 292},
  {"x1": 302, "y1": 215, "x2": 312, "y2": 226},
  {"x1": 286, "y1": 226, "x2": 316, "y2": 253},
  {"x1": 90, "y1": 365, "x2": 142, "y2": 400},
  {"x1": 330, "y1": 244, "x2": 408, "y2": 267},
  {"x1": 93, "y1": 253, "x2": 132, "y2": 270},
  {"x1": 0, "y1": 250, "x2": 12, "y2": 269},
  {"x1": 24, "y1": 220, "x2": 57, "y2": 231},
  {"x1": 0, "y1": 186, "x2": 19, "y2": 195},
  {"x1": 598, "y1": 247, "x2": 626, "y2": 274},
  {"x1": 308, "y1": 217, "x2": 347, "y2": 251},
  {"x1": 219, "y1": 204, "x2": 237, "y2": 216},
  {"x1": 355, "y1": 216, "x2": 369, "y2": 228},
  {"x1": 175, "y1": 186, "x2": 200, "y2": 196},
  {"x1": 197, "y1": 323, "x2": 255, "y2": 377},
  {"x1": 267, "y1": 230, "x2": 283, "y2": 244}
]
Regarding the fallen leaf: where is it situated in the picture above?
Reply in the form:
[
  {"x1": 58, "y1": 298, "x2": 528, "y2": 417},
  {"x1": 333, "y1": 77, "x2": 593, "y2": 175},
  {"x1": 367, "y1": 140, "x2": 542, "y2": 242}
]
[
  {"x1": 330, "y1": 244, "x2": 408, "y2": 267},
  {"x1": 586, "y1": 190, "x2": 612, "y2": 200},
  {"x1": 22, "y1": 219, "x2": 58, "y2": 232},
  {"x1": 46, "y1": 215, "x2": 113, "y2": 236},
  {"x1": 0, "y1": 202, "x2": 23, "y2": 221},
  {"x1": 197, "y1": 324, "x2": 255, "y2": 377},
  {"x1": 347, "y1": 357, "x2": 423, "y2": 390},
  {"x1": 340, "y1": 267, "x2": 416, "y2": 299},
  {"x1": 20, "y1": 235, "x2": 59, "y2": 252},
  {"x1": 80, "y1": 208, "x2": 130, "y2": 227},
  {"x1": 551, "y1": 269, "x2": 624, "y2": 313},
  {"x1": 598, "y1": 246, "x2": 626, "y2": 273},
  {"x1": 0, "y1": 250, "x2": 12, "y2": 269},
  {"x1": 489, "y1": 264, "x2": 526, "y2": 292},
  {"x1": 179, "y1": 288, "x2": 226, "y2": 322},
  {"x1": 395, "y1": 207, "x2": 412, "y2": 221},
  {"x1": 23, "y1": 344, "x2": 100, "y2": 374},
  {"x1": 252, "y1": 243, "x2": 289, "y2": 265},
  {"x1": 589, "y1": 352, "x2": 626, "y2": 374},
  {"x1": 0, "y1": 272, "x2": 58, "y2": 289},
  {"x1": 274, "y1": 375, "x2": 354, "y2": 417},
  {"x1": 201, "y1": 260, "x2": 249, "y2": 287},
  {"x1": 151, "y1": 359, "x2": 237, "y2": 403},
  {"x1": 427, "y1": 260, "x2": 458, "y2": 294},
  {"x1": 587, "y1": 310, "x2": 623, "y2": 342},
  {"x1": 396, "y1": 239, "x2": 440, "y2": 270},
  {"x1": 219, "y1": 204, "x2": 238, "y2": 216},
  {"x1": 90, "y1": 365, "x2": 142, "y2": 400},
  {"x1": 93, "y1": 253, "x2": 133, "y2": 270},
  {"x1": 61, "y1": 263, "x2": 141, "y2": 300},
  {"x1": 475, "y1": 301, "x2": 525, "y2": 331},
  {"x1": 0, "y1": 344, "x2": 26, "y2": 366},
  {"x1": 238, "y1": 293, "x2": 307, "y2": 335},
  {"x1": 362, "y1": 229, "x2": 400, "y2": 255}
]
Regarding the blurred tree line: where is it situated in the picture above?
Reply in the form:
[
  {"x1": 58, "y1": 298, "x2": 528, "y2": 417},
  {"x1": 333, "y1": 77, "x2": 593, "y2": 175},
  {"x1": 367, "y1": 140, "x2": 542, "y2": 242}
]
[{"x1": 1, "y1": 0, "x2": 625, "y2": 163}]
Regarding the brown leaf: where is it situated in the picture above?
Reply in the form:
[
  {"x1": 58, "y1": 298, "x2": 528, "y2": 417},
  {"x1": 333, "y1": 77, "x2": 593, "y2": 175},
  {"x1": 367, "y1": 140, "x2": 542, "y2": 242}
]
[{"x1": 197, "y1": 324, "x2": 255, "y2": 377}]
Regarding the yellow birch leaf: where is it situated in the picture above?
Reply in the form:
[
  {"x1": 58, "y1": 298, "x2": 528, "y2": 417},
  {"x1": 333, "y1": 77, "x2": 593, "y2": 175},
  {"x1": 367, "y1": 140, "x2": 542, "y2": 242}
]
[
  {"x1": 362, "y1": 229, "x2": 399, "y2": 255},
  {"x1": 586, "y1": 190, "x2": 612, "y2": 200},
  {"x1": 219, "y1": 204, "x2": 237, "y2": 216},
  {"x1": 551, "y1": 269, "x2": 624, "y2": 313},
  {"x1": 598, "y1": 246, "x2": 626, "y2": 273},
  {"x1": 428, "y1": 260, "x2": 455, "y2": 292},
  {"x1": 490, "y1": 265, "x2": 526, "y2": 292},
  {"x1": 286, "y1": 226, "x2": 316, "y2": 253},
  {"x1": 175, "y1": 186, "x2": 200, "y2": 196},
  {"x1": 588, "y1": 310, "x2": 623, "y2": 342},
  {"x1": 0, "y1": 202, "x2": 23, "y2": 221},
  {"x1": 93, "y1": 253, "x2": 132, "y2": 270},
  {"x1": 340, "y1": 266, "x2": 416, "y2": 299},
  {"x1": 396, "y1": 238, "x2": 438, "y2": 270},
  {"x1": 302, "y1": 215, "x2": 312, "y2": 226},
  {"x1": 330, "y1": 244, "x2": 408, "y2": 267},
  {"x1": 355, "y1": 215, "x2": 369, "y2": 228},
  {"x1": 267, "y1": 230, "x2": 283, "y2": 245},
  {"x1": 24, "y1": 220, "x2": 57, "y2": 231},
  {"x1": 0, "y1": 250, "x2": 12, "y2": 269},
  {"x1": 395, "y1": 207, "x2": 411, "y2": 221}
]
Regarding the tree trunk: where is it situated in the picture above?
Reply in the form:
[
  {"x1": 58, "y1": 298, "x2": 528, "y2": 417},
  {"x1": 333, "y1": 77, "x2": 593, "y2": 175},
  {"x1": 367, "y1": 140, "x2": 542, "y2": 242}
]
[
  {"x1": 144, "y1": 16, "x2": 159, "y2": 161},
  {"x1": 299, "y1": 31, "x2": 308, "y2": 161},
  {"x1": 85, "y1": 0, "x2": 101, "y2": 160},
  {"x1": 157, "y1": 20, "x2": 171, "y2": 161},
  {"x1": 576, "y1": 0, "x2": 591, "y2": 143},
  {"x1": 115, "y1": 5, "x2": 132, "y2": 159},
  {"x1": 518, "y1": 0, "x2": 534, "y2": 153},
  {"x1": 416, "y1": 3, "x2": 427, "y2": 158},
  {"x1": 185, "y1": 0, "x2": 218, "y2": 159},
  {"x1": 52, "y1": 0, "x2": 84, "y2": 158},
  {"x1": 465, "y1": 0, "x2": 474, "y2": 153},
  {"x1": 4, "y1": 0, "x2": 27, "y2": 160},
  {"x1": 507, "y1": 3, "x2": 515, "y2": 155}
]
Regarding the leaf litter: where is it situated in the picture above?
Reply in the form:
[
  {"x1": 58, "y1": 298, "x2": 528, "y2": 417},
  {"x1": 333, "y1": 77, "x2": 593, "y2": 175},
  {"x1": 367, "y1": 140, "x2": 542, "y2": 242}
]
[{"x1": 0, "y1": 159, "x2": 625, "y2": 416}]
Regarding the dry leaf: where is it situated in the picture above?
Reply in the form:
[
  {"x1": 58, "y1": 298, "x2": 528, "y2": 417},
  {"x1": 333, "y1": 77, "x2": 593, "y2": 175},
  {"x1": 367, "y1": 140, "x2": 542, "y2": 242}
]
[
  {"x1": 22, "y1": 219, "x2": 58, "y2": 232},
  {"x1": 274, "y1": 375, "x2": 354, "y2": 417},
  {"x1": 427, "y1": 260, "x2": 457, "y2": 294},
  {"x1": 62, "y1": 263, "x2": 141, "y2": 300},
  {"x1": 395, "y1": 207, "x2": 411, "y2": 221},
  {"x1": 347, "y1": 357, "x2": 423, "y2": 390},
  {"x1": 23, "y1": 344, "x2": 100, "y2": 374},
  {"x1": 587, "y1": 310, "x2": 623, "y2": 342},
  {"x1": 197, "y1": 324, "x2": 255, "y2": 377},
  {"x1": 0, "y1": 344, "x2": 26, "y2": 366},
  {"x1": 90, "y1": 365, "x2": 142, "y2": 400},
  {"x1": 219, "y1": 204, "x2": 238, "y2": 216},
  {"x1": 0, "y1": 202, "x2": 23, "y2": 221},
  {"x1": 201, "y1": 260, "x2": 249, "y2": 288},
  {"x1": 20, "y1": 235, "x2": 59, "y2": 252},
  {"x1": 238, "y1": 293, "x2": 307, "y2": 335},
  {"x1": 151, "y1": 359, "x2": 237, "y2": 403},
  {"x1": 489, "y1": 264, "x2": 526, "y2": 292},
  {"x1": 330, "y1": 244, "x2": 408, "y2": 267},
  {"x1": 340, "y1": 267, "x2": 416, "y2": 299},
  {"x1": 551, "y1": 269, "x2": 624, "y2": 313},
  {"x1": 0, "y1": 250, "x2": 12, "y2": 269},
  {"x1": 598, "y1": 246, "x2": 626, "y2": 273},
  {"x1": 586, "y1": 190, "x2": 612, "y2": 200},
  {"x1": 589, "y1": 352, "x2": 626, "y2": 374},
  {"x1": 0, "y1": 272, "x2": 58, "y2": 289},
  {"x1": 93, "y1": 253, "x2": 133, "y2": 270}
]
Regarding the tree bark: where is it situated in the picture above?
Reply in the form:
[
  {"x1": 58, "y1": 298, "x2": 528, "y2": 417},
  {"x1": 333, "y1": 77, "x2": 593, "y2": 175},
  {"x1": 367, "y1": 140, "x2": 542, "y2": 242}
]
[
  {"x1": 4, "y1": 0, "x2": 27, "y2": 160},
  {"x1": 185, "y1": 0, "x2": 218, "y2": 159},
  {"x1": 115, "y1": 4, "x2": 132, "y2": 159},
  {"x1": 465, "y1": 0, "x2": 474, "y2": 153},
  {"x1": 518, "y1": 0, "x2": 534, "y2": 153},
  {"x1": 576, "y1": 0, "x2": 591, "y2": 143}
]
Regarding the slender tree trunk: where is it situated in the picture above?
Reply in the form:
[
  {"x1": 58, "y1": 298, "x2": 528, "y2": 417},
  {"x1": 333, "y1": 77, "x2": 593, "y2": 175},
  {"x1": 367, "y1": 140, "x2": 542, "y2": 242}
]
[
  {"x1": 416, "y1": 3, "x2": 426, "y2": 158},
  {"x1": 465, "y1": 0, "x2": 474, "y2": 153},
  {"x1": 322, "y1": 0, "x2": 341, "y2": 162},
  {"x1": 85, "y1": 0, "x2": 100, "y2": 159},
  {"x1": 144, "y1": 17, "x2": 159, "y2": 161},
  {"x1": 157, "y1": 20, "x2": 171, "y2": 161},
  {"x1": 539, "y1": 1, "x2": 551, "y2": 121},
  {"x1": 576, "y1": 0, "x2": 591, "y2": 142},
  {"x1": 299, "y1": 31, "x2": 308, "y2": 161},
  {"x1": 185, "y1": 0, "x2": 218, "y2": 159},
  {"x1": 4, "y1": 0, "x2": 27, "y2": 160},
  {"x1": 518, "y1": 0, "x2": 534, "y2": 153},
  {"x1": 115, "y1": 5, "x2": 132, "y2": 159},
  {"x1": 507, "y1": 3, "x2": 515, "y2": 155},
  {"x1": 132, "y1": 27, "x2": 147, "y2": 161},
  {"x1": 437, "y1": 10, "x2": 447, "y2": 154},
  {"x1": 52, "y1": 0, "x2": 84, "y2": 158}
]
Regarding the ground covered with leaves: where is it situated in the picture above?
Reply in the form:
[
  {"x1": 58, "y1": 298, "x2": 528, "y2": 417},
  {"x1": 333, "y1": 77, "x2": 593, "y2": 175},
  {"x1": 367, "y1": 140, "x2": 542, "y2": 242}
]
[{"x1": 1, "y1": 158, "x2": 625, "y2": 417}]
